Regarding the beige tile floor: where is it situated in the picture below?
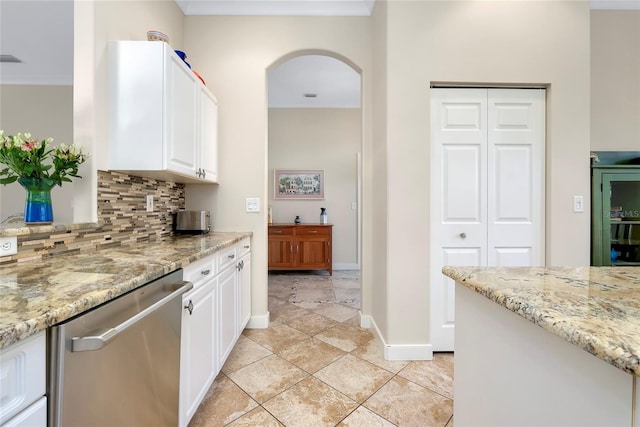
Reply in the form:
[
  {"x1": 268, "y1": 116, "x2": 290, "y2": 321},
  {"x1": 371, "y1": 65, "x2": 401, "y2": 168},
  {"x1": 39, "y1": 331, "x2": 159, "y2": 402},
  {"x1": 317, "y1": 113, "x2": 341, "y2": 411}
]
[{"x1": 189, "y1": 271, "x2": 454, "y2": 427}]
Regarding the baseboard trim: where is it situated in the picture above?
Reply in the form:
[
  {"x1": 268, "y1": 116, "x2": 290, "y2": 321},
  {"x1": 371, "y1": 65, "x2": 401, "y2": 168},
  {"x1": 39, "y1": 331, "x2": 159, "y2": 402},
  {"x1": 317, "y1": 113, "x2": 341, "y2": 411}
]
[
  {"x1": 368, "y1": 315, "x2": 434, "y2": 361},
  {"x1": 246, "y1": 312, "x2": 269, "y2": 329},
  {"x1": 332, "y1": 263, "x2": 360, "y2": 271}
]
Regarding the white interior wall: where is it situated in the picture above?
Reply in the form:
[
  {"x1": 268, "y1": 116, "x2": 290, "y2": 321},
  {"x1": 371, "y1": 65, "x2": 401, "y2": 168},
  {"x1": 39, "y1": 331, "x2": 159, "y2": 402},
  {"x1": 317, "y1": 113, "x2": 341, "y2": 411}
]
[
  {"x1": 376, "y1": 0, "x2": 591, "y2": 352},
  {"x1": 184, "y1": 15, "x2": 372, "y2": 325},
  {"x1": 268, "y1": 108, "x2": 360, "y2": 268},
  {"x1": 0, "y1": 85, "x2": 73, "y2": 224},
  {"x1": 591, "y1": 10, "x2": 640, "y2": 151},
  {"x1": 73, "y1": 0, "x2": 185, "y2": 223}
]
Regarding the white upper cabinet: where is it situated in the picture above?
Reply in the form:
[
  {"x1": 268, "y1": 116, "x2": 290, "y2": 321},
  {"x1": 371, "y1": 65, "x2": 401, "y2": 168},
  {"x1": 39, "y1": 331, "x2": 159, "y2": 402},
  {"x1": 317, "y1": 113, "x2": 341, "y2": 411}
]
[{"x1": 108, "y1": 41, "x2": 218, "y2": 183}]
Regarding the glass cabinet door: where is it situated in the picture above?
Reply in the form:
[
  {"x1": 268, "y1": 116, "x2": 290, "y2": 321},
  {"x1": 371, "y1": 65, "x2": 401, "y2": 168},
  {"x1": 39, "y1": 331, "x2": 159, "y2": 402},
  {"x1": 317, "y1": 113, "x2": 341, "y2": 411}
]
[{"x1": 602, "y1": 174, "x2": 640, "y2": 266}]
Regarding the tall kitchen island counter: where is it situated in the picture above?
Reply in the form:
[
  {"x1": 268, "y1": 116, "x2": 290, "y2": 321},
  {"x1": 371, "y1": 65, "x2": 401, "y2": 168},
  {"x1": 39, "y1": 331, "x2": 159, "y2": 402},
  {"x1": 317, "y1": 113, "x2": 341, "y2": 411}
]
[{"x1": 442, "y1": 266, "x2": 640, "y2": 427}]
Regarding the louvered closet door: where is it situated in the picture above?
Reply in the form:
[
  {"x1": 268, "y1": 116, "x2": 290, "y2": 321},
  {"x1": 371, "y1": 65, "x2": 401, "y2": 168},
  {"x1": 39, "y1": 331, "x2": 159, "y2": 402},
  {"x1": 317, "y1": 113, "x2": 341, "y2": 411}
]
[{"x1": 430, "y1": 88, "x2": 545, "y2": 352}]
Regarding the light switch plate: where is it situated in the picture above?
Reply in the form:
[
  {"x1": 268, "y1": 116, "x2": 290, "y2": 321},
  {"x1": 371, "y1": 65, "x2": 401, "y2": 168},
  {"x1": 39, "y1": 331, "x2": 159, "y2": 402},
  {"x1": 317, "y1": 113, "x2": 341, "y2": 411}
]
[
  {"x1": 573, "y1": 195, "x2": 584, "y2": 213},
  {"x1": 246, "y1": 198, "x2": 260, "y2": 212}
]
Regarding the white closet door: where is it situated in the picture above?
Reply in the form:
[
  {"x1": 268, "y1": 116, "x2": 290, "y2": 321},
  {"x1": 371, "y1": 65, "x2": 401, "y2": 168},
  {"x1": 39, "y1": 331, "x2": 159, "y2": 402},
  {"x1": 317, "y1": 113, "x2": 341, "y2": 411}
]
[
  {"x1": 430, "y1": 88, "x2": 545, "y2": 352},
  {"x1": 430, "y1": 88, "x2": 488, "y2": 352},
  {"x1": 488, "y1": 89, "x2": 545, "y2": 266}
]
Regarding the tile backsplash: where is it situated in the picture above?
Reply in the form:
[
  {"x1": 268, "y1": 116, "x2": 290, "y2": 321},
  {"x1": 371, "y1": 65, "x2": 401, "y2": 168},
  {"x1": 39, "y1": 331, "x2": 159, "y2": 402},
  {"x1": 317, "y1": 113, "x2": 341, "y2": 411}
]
[{"x1": 1, "y1": 170, "x2": 185, "y2": 264}]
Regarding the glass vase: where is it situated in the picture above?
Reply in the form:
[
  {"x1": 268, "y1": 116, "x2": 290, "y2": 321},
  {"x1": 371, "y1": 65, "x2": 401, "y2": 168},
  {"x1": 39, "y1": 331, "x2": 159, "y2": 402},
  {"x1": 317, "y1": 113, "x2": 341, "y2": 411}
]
[{"x1": 18, "y1": 177, "x2": 55, "y2": 224}]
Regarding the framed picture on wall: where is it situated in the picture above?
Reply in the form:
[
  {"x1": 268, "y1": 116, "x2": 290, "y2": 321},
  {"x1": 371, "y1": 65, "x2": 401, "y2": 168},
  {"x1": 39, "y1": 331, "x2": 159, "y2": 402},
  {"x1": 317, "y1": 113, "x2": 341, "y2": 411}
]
[{"x1": 274, "y1": 169, "x2": 325, "y2": 199}]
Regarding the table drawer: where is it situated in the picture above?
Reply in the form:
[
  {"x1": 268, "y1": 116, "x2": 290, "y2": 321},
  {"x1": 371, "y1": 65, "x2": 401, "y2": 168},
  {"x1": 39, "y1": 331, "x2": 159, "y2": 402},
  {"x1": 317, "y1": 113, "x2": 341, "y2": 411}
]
[
  {"x1": 296, "y1": 227, "x2": 331, "y2": 237},
  {"x1": 268, "y1": 227, "x2": 294, "y2": 236}
]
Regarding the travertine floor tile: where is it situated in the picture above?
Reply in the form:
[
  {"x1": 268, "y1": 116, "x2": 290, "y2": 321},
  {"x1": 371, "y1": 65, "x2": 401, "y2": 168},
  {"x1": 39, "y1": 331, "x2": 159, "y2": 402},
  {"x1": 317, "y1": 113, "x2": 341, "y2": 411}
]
[
  {"x1": 227, "y1": 354, "x2": 308, "y2": 404},
  {"x1": 398, "y1": 352, "x2": 454, "y2": 399},
  {"x1": 350, "y1": 339, "x2": 410, "y2": 374},
  {"x1": 192, "y1": 271, "x2": 456, "y2": 427},
  {"x1": 291, "y1": 287, "x2": 336, "y2": 303},
  {"x1": 242, "y1": 322, "x2": 309, "y2": 353},
  {"x1": 221, "y1": 335, "x2": 272, "y2": 374},
  {"x1": 262, "y1": 376, "x2": 358, "y2": 427},
  {"x1": 364, "y1": 376, "x2": 453, "y2": 427},
  {"x1": 314, "y1": 354, "x2": 393, "y2": 403},
  {"x1": 227, "y1": 407, "x2": 284, "y2": 426},
  {"x1": 337, "y1": 406, "x2": 395, "y2": 427},
  {"x1": 315, "y1": 322, "x2": 374, "y2": 352},
  {"x1": 283, "y1": 310, "x2": 338, "y2": 335},
  {"x1": 312, "y1": 303, "x2": 359, "y2": 322},
  {"x1": 269, "y1": 302, "x2": 309, "y2": 323},
  {"x1": 278, "y1": 337, "x2": 346, "y2": 373},
  {"x1": 188, "y1": 374, "x2": 258, "y2": 427}
]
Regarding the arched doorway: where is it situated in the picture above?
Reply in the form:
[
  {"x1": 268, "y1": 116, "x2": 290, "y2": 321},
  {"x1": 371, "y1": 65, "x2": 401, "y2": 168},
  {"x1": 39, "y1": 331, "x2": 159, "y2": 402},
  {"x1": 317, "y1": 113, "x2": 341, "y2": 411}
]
[{"x1": 266, "y1": 51, "x2": 363, "y2": 313}]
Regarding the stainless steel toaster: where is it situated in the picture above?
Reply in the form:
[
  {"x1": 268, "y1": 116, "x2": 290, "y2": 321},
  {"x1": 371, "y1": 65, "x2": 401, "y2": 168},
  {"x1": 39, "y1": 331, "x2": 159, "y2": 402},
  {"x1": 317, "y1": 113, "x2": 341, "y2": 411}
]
[{"x1": 175, "y1": 210, "x2": 210, "y2": 234}]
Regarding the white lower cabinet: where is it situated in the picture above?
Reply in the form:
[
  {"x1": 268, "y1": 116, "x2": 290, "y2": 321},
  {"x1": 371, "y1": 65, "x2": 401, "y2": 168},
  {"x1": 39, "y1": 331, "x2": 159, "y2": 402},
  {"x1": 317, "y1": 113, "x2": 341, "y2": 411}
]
[
  {"x1": 237, "y1": 238, "x2": 252, "y2": 333},
  {"x1": 179, "y1": 239, "x2": 251, "y2": 427},
  {"x1": 0, "y1": 332, "x2": 46, "y2": 427},
  {"x1": 217, "y1": 266, "x2": 237, "y2": 367},
  {"x1": 180, "y1": 272, "x2": 217, "y2": 427}
]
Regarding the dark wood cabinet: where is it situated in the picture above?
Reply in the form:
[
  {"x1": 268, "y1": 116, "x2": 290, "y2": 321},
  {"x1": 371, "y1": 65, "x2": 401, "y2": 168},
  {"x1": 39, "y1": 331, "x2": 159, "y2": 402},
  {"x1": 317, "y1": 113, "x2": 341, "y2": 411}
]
[{"x1": 268, "y1": 224, "x2": 333, "y2": 275}]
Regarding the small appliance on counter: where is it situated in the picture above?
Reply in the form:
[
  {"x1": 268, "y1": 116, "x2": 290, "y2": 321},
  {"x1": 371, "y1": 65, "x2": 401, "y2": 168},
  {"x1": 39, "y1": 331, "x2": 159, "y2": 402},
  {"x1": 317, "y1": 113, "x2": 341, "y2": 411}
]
[{"x1": 174, "y1": 210, "x2": 210, "y2": 234}]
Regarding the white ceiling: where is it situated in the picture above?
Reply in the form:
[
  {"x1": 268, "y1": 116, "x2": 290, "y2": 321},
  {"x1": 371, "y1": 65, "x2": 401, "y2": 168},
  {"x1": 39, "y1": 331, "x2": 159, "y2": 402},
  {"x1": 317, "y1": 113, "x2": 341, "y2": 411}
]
[{"x1": 1, "y1": 0, "x2": 638, "y2": 108}]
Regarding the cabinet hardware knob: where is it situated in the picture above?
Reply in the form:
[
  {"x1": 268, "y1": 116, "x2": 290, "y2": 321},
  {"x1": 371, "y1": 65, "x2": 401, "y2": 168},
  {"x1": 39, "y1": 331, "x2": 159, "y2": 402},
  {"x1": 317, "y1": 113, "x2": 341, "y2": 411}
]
[
  {"x1": 201, "y1": 269, "x2": 210, "y2": 276},
  {"x1": 460, "y1": 232, "x2": 467, "y2": 239},
  {"x1": 228, "y1": 254, "x2": 235, "y2": 259},
  {"x1": 185, "y1": 300, "x2": 194, "y2": 315},
  {"x1": 244, "y1": 245, "x2": 250, "y2": 249}
]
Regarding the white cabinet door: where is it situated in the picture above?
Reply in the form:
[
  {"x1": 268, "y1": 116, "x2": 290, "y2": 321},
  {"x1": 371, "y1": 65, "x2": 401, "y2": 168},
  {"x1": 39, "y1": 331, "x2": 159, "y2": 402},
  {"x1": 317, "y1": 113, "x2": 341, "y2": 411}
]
[
  {"x1": 108, "y1": 41, "x2": 219, "y2": 184},
  {"x1": 180, "y1": 280, "x2": 216, "y2": 427},
  {"x1": 217, "y1": 267, "x2": 237, "y2": 367},
  {"x1": 199, "y1": 87, "x2": 219, "y2": 183},
  {"x1": 2, "y1": 397, "x2": 46, "y2": 427},
  {"x1": 237, "y1": 243, "x2": 251, "y2": 333},
  {"x1": 430, "y1": 88, "x2": 545, "y2": 351},
  {"x1": 167, "y1": 54, "x2": 198, "y2": 178},
  {"x1": 0, "y1": 332, "x2": 46, "y2": 426},
  {"x1": 180, "y1": 278, "x2": 218, "y2": 426}
]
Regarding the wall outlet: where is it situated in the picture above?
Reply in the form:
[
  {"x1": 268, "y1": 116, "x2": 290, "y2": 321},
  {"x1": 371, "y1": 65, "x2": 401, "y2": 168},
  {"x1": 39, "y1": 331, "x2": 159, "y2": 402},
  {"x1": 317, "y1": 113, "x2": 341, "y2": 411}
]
[
  {"x1": 0, "y1": 236, "x2": 17, "y2": 256},
  {"x1": 146, "y1": 195, "x2": 154, "y2": 212}
]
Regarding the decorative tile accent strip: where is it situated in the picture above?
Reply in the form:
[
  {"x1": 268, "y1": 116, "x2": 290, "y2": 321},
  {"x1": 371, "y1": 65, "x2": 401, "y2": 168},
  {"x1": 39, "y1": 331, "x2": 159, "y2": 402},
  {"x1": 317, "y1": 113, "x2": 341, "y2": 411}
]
[{"x1": 0, "y1": 170, "x2": 185, "y2": 264}]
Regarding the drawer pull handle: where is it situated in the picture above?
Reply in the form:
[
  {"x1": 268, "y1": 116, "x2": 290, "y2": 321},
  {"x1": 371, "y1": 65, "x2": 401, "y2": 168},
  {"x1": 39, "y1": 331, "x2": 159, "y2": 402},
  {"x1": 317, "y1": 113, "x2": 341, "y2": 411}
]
[
  {"x1": 228, "y1": 254, "x2": 235, "y2": 259},
  {"x1": 201, "y1": 269, "x2": 211, "y2": 276},
  {"x1": 185, "y1": 299, "x2": 194, "y2": 315},
  {"x1": 272, "y1": 230, "x2": 282, "y2": 233},
  {"x1": 309, "y1": 230, "x2": 318, "y2": 233},
  {"x1": 244, "y1": 245, "x2": 250, "y2": 249}
]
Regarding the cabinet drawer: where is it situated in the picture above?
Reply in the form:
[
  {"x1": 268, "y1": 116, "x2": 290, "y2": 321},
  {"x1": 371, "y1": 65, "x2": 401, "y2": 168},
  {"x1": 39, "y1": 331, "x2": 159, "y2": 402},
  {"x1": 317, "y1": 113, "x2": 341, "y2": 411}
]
[
  {"x1": 0, "y1": 332, "x2": 46, "y2": 425},
  {"x1": 183, "y1": 254, "x2": 218, "y2": 286},
  {"x1": 237, "y1": 238, "x2": 251, "y2": 258},
  {"x1": 217, "y1": 246, "x2": 238, "y2": 272},
  {"x1": 268, "y1": 227, "x2": 293, "y2": 236},
  {"x1": 296, "y1": 227, "x2": 331, "y2": 237}
]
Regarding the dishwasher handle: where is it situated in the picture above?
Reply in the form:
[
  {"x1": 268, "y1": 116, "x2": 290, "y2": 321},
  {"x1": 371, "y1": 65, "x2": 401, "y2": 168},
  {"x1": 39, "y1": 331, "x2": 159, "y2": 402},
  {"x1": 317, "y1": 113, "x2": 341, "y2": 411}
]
[{"x1": 71, "y1": 280, "x2": 194, "y2": 352}]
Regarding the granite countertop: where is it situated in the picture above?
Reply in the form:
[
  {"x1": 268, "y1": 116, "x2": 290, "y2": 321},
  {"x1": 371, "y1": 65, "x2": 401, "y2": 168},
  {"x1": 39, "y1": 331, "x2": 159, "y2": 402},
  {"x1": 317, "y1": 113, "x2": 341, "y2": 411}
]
[
  {"x1": 442, "y1": 266, "x2": 640, "y2": 376},
  {"x1": 0, "y1": 231, "x2": 251, "y2": 350}
]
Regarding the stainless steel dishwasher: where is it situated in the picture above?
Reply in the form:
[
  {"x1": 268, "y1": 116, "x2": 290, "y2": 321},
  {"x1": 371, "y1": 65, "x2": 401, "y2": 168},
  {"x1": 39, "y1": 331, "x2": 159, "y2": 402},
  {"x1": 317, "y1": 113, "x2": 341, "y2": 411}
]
[{"x1": 49, "y1": 269, "x2": 193, "y2": 427}]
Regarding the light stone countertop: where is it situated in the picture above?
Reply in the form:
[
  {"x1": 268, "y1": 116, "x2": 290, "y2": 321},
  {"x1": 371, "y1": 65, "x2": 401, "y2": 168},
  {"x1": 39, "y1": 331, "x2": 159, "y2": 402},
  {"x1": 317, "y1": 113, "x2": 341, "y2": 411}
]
[
  {"x1": 442, "y1": 266, "x2": 640, "y2": 376},
  {"x1": 0, "y1": 231, "x2": 251, "y2": 350}
]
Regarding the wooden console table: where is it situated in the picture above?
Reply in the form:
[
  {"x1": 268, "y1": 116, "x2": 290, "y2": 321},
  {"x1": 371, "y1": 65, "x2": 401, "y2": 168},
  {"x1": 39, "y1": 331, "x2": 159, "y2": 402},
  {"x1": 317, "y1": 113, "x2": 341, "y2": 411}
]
[{"x1": 268, "y1": 224, "x2": 333, "y2": 275}]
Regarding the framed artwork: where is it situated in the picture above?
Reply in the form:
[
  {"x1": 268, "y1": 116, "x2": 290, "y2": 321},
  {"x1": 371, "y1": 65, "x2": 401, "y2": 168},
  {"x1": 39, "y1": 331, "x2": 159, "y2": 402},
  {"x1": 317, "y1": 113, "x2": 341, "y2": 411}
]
[{"x1": 274, "y1": 169, "x2": 325, "y2": 199}]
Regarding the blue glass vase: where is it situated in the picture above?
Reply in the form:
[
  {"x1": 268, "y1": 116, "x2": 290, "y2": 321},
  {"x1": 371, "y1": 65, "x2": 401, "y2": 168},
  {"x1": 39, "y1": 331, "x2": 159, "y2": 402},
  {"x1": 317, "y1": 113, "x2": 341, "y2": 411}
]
[{"x1": 18, "y1": 177, "x2": 55, "y2": 224}]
